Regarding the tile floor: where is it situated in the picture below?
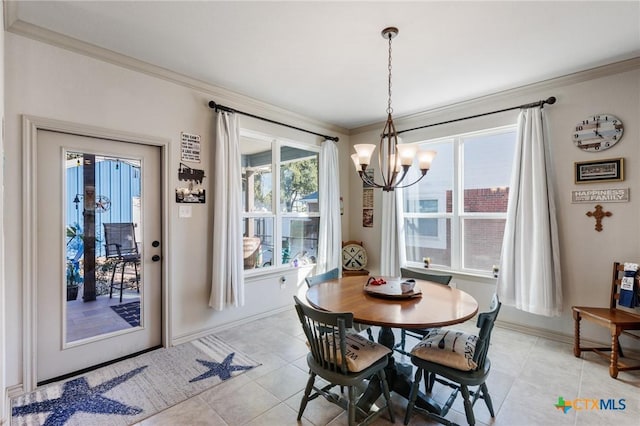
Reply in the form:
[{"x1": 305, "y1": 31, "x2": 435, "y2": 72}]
[{"x1": 136, "y1": 308, "x2": 640, "y2": 426}]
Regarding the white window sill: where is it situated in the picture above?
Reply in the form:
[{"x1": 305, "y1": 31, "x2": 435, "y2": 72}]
[
  {"x1": 404, "y1": 263, "x2": 498, "y2": 284},
  {"x1": 243, "y1": 264, "x2": 314, "y2": 282}
]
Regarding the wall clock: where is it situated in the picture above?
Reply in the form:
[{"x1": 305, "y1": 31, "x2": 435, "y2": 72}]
[
  {"x1": 342, "y1": 241, "x2": 368, "y2": 271},
  {"x1": 573, "y1": 114, "x2": 623, "y2": 152}
]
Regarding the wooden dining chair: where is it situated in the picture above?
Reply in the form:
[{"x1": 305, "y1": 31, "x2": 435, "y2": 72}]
[
  {"x1": 304, "y1": 267, "x2": 340, "y2": 287},
  {"x1": 404, "y1": 294, "x2": 501, "y2": 426},
  {"x1": 394, "y1": 267, "x2": 453, "y2": 356},
  {"x1": 293, "y1": 295, "x2": 395, "y2": 426},
  {"x1": 305, "y1": 268, "x2": 375, "y2": 341},
  {"x1": 572, "y1": 261, "x2": 640, "y2": 378}
]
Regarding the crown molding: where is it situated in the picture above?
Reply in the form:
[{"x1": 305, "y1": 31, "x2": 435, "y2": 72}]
[
  {"x1": 7, "y1": 8, "x2": 639, "y2": 140},
  {"x1": 351, "y1": 57, "x2": 640, "y2": 136},
  {"x1": 6, "y1": 18, "x2": 349, "y2": 137},
  {"x1": 3, "y1": 0, "x2": 18, "y2": 31}
]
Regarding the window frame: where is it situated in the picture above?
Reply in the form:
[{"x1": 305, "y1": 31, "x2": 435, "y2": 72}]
[
  {"x1": 240, "y1": 129, "x2": 321, "y2": 274},
  {"x1": 403, "y1": 124, "x2": 517, "y2": 276}
]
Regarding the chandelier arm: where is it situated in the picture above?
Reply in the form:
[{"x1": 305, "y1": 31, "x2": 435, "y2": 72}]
[
  {"x1": 359, "y1": 171, "x2": 374, "y2": 185},
  {"x1": 358, "y1": 171, "x2": 384, "y2": 189},
  {"x1": 358, "y1": 169, "x2": 375, "y2": 184},
  {"x1": 390, "y1": 167, "x2": 409, "y2": 187},
  {"x1": 393, "y1": 171, "x2": 428, "y2": 189}
]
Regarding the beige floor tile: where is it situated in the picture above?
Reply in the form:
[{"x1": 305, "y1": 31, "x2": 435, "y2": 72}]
[
  {"x1": 56, "y1": 305, "x2": 640, "y2": 426},
  {"x1": 244, "y1": 402, "x2": 314, "y2": 426},
  {"x1": 292, "y1": 353, "x2": 310, "y2": 371},
  {"x1": 285, "y1": 389, "x2": 344, "y2": 425},
  {"x1": 495, "y1": 379, "x2": 578, "y2": 426},
  {"x1": 254, "y1": 363, "x2": 310, "y2": 401},
  {"x1": 200, "y1": 380, "x2": 280, "y2": 424},
  {"x1": 242, "y1": 351, "x2": 289, "y2": 381},
  {"x1": 574, "y1": 404, "x2": 639, "y2": 426},
  {"x1": 138, "y1": 395, "x2": 227, "y2": 426}
]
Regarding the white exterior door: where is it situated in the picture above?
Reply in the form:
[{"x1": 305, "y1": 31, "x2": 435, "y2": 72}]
[{"x1": 36, "y1": 129, "x2": 162, "y2": 383}]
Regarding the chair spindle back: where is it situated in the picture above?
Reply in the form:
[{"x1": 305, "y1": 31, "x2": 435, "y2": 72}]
[{"x1": 293, "y1": 295, "x2": 354, "y2": 375}]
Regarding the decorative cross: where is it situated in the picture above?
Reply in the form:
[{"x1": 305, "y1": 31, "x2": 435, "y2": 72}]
[{"x1": 586, "y1": 204, "x2": 612, "y2": 232}]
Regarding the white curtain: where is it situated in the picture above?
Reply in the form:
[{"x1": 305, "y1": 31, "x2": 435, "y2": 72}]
[
  {"x1": 317, "y1": 140, "x2": 342, "y2": 273},
  {"x1": 497, "y1": 107, "x2": 562, "y2": 316},
  {"x1": 380, "y1": 189, "x2": 404, "y2": 276},
  {"x1": 209, "y1": 111, "x2": 244, "y2": 310}
]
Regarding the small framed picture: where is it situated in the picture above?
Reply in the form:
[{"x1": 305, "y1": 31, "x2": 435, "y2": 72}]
[{"x1": 575, "y1": 158, "x2": 624, "y2": 184}]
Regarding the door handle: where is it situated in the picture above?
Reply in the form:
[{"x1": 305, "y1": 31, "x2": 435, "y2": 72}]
[{"x1": 152, "y1": 255, "x2": 161, "y2": 262}]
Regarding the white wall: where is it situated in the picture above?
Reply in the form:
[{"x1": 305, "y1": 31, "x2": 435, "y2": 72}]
[
  {"x1": 3, "y1": 33, "x2": 350, "y2": 390},
  {"x1": 348, "y1": 60, "x2": 640, "y2": 346},
  {"x1": 4, "y1": 23, "x2": 639, "y2": 399},
  {"x1": 0, "y1": 3, "x2": 6, "y2": 422}
]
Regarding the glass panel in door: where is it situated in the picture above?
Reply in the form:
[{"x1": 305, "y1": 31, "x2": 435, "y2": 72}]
[{"x1": 65, "y1": 152, "x2": 143, "y2": 343}]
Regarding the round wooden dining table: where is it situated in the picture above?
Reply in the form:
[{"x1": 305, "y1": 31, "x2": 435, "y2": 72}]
[
  {"x1": 302, "y1": 274, "x2": 479, "y2": 414},
  {"x1": 305, "y1": 275, "x2": 478, "y2": 329}
]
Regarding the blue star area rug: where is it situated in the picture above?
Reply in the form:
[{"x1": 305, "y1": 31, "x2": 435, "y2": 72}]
[{"x1": 11, "y1": 334, "x2": 260, "y2": 426}]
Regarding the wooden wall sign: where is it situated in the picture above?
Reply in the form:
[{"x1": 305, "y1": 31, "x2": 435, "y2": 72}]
[{"x1": 572, "y1": 188, "x2": 629, "y2": 203}]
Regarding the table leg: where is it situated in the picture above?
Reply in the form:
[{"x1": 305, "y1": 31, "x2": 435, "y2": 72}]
[{"x1": 357, "y1": 327, "x2": 441, "y2": 414}]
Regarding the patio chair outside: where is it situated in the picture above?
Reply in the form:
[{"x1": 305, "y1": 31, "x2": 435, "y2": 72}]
[{"x1": 103, "y1": 222, "x2": 140, "y2": 303}]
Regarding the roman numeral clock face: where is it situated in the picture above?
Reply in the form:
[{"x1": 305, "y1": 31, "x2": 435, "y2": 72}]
[
  {"x1": 342, "y1": 243, "x2": 368, "y2": 271},
  {"x1": 573, "y1": 114, "x2": 624, "y2": 152}
]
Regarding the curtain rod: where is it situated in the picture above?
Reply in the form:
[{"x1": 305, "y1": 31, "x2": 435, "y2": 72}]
[
  {"x1": 208, "y1": 101, "x2": 340, "y2": 142},
  {"x1": 395, "y1": 96, "x2": 557, "y2": 136}
]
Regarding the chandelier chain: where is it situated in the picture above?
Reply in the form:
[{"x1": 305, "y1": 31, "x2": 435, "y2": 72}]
[{"x1": 387, "y1": 34, "x2": 393, "y2": 115}]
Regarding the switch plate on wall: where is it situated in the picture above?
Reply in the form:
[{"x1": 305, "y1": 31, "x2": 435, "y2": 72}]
[{"x1": 179, "y1": 205, "x2": 192, "y2": 218}]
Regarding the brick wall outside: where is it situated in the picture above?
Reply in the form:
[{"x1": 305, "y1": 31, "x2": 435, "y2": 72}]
[{"x1": 406, "y1": 187, "x2": 509, "y2": 270}]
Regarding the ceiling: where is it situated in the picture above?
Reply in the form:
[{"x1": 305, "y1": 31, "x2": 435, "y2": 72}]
[{"x1": 7, "y1": 1, "x2": 640, "y2": 130}]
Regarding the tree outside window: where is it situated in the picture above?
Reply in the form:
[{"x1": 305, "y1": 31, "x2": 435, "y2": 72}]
[{"x1": 241, "y1": 132, "x2": 320, "y2": 270}]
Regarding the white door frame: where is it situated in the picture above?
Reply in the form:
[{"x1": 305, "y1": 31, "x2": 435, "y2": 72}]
[{"x1": 22, "y1": 115, "x2": 171, "y2": 392}]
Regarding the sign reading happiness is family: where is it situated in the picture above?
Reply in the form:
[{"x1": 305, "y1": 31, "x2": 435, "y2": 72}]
[{"x1": 571, "y1": 188, "x2": 629, "y2": 203}]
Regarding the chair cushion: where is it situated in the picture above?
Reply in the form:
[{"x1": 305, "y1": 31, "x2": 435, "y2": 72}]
[
  {"x1": 322, "y1": 333, "x2": 391, "y2": 373},
  {"x1": 410, "y1": 328, "x2": 478, "y2": 371}
]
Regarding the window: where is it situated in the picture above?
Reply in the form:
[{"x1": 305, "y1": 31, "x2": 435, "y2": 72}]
[
  {"x1": 402, "y1": 126, "x2": 516, "y2": 274},
  {"x1": 241, "y1": 131, "x2": 320, "y2": 270}
]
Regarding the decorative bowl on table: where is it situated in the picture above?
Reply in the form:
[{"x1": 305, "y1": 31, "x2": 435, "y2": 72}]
[{"x1": 364, "y1": 277, "x2": 422, "y2": 299}]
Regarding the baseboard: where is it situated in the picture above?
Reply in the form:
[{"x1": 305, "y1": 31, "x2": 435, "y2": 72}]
[
  {"x1": 1, "y1": 386, "x2": 15, "y2": 425},
  {"x1": 495, "y1": 319, "x2": 574, "y2": 344},
  {"x1": 4, "y1": 383, "x2": 23, "y2": 420},
  {"x1": 171, "y1": 305, "x2": 293, "y2": 346},
  {"x1": 6, "y1": 384, "x2": 23, "y2": 399},
  {"x1": 495, "y1": 319, "x2": 640, "y2": 358}
]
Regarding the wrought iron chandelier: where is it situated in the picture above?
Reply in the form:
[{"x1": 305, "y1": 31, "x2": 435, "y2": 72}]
[{"x1": 351, "y1": 27, "x2": 436, "y2": 192}]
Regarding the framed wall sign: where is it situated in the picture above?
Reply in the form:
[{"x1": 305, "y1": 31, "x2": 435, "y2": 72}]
[
  {"x1": 571, "y1": 188, "x2": 629, "y2": 203},
  {"x1": 575, "y1": 158, "x2": 624, "y2": 184},
  {"x1": 180, "y1": 132, "x2": 201, "y2": 163}
]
